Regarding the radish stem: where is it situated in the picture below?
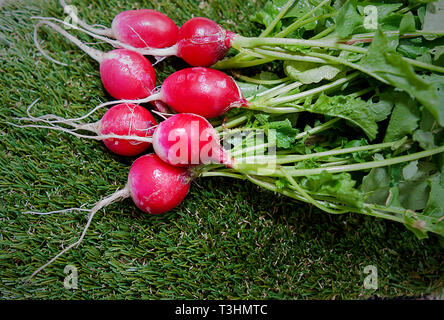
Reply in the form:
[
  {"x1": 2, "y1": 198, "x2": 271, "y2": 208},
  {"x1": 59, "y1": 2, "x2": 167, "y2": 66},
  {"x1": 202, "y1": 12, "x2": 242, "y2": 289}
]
[
  {"x1": 259, "y1": 0, "x2": 296, "y2": 38},
  {"x1": 235, "y1": 139, "x2": 405, "y2": 165},
  {"x1": 241, "y1": 146, "x2": 444, "y2": 177},
  {"x1": 260, "y1": 72, "x2": 360, "y2": 107}
]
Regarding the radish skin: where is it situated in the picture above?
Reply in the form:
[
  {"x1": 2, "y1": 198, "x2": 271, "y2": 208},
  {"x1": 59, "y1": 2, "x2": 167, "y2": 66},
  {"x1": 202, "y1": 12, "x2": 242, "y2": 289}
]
[
  {"x1": 176, "y1": 17, "x2": 236, "y2": 67},
  {"x1": 128, "y1": 154, "x2": 191, "y2": 214},
  {"x1": 152, "y1": 113, "x2": 234, "y2": 167},
  {"x1": 100, "y1": 104, "x2": 157, "y2": 156}
]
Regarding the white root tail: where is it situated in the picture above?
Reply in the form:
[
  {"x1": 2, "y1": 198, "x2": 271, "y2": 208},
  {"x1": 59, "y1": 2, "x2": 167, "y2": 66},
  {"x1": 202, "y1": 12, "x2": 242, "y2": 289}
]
[
  {"x1": 24, "y1": 207, "x2": 90, "y2": 215},
  {"x1": 151, "y1": 110, "x2": 175, "y2": 120},
  {"x1": 59, "y1": 0, "x2": 113, "y2": 37},
  {"x1": 33, "y1": 20, "x2": 105, "y2": 64},
  {"x1": 25, "y1": 186, "x2": 131, "y2": 283}
]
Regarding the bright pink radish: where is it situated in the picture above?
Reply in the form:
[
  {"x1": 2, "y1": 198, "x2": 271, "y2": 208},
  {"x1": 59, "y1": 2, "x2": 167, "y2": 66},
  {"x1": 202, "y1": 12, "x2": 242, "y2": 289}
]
[
  {"x1": 60, "y1": 0, "x2": 178, "y2": 49},
  {"x1": 34, "y1": 21, "x2": 157, "y2": 100},
  {"x1": 16, "y1": 102, "x2": 157, "y2": 157},
  {"x1": 152, "y1": 113, "x2": 233, "y2": 167},
  {"x1": 100, "y1": 49, "x2": 156, "y2": 100},
  {"x1": 97, "y1": 67, "x2": 248, "y2": 119},
  {"x1": 176, "y1": 17, "x2": 235, "y2": 67},
  {"x1": 100, "y1": 103, "x2": 157, "y2": 156},
  {"x1": 128, "y1": 154, "x2": 191, "y2": 214},
  {"x1": 160, "y1": 67, "x2": 247, "y2": 118},
  {"x1": 111, "y1": 9, "x2": 179, "y2": 48}
]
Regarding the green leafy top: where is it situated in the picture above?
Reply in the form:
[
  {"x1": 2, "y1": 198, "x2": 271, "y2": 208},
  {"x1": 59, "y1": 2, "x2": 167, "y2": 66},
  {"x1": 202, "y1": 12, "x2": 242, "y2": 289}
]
[
  {"x1": 214, "y1": 0, "x2": 444, "y2": 240},
  {"x1": 305, "y1": 93, "x2": 378, "y2": 140}
]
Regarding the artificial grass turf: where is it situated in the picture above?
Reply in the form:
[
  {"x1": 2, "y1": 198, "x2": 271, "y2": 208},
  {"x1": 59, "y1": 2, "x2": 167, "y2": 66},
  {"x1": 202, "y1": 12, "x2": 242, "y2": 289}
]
[{"x1": 0, "y1": 0, "x2": 443, "y2": 300}]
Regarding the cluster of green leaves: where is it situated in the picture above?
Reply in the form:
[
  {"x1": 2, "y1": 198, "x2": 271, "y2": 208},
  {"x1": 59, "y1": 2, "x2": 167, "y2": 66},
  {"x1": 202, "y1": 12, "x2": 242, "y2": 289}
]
[
  {"x1": 251, "y1": 0, "x2": 333, "y2": 36},
  {"x1": 218, "y1": 0, "x2": 444, "y2": 240}
]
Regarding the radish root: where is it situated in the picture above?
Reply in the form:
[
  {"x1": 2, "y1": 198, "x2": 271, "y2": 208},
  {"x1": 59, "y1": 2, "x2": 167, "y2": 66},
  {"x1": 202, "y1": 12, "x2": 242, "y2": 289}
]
[
  {"x1": 8, "y1": 121, "x2": 155, "y2": 143},
  {"x1": 151, "y1": 110, "x2": 175, "y2": 120},
  {"x1": 24, "y1": 208, "x2": 90, "y2": 215},
  {"x1": 59, "y1": 0, "x2": 113, "y2": 37},
  {"x1": 46, "y1": 89, "x2": 163, "y2": 125},
  {"x1": 58, "y1": 91, "x2": 164, "y2": 124},
  {"x1": 25, "y1": 186, "x2": 131, "y2": 283}
]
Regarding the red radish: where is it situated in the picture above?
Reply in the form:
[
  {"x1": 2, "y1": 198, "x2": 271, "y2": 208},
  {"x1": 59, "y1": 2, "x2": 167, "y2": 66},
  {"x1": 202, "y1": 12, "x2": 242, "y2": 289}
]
[
  {"x1": 160, "y1": 67, "x2": 247, "y2": 118},
  {"x1": 100, "y1": 49, "x2": 156, "y2": 100},
  {"x1": 60, "y1": 0, "x2": 179, "y2": 49},
  {"x1": 34, "y1": 21, "x2": 157, "y2": 100},
  {"x1": 135, "y1": 16, "x2": 235, "y2": 66},
  {"x1": 15, "y1": 102, "x2": 157, "y2": 157},
  {"x1": 176, "y1": 17, "x2": 236, "y2": 67},
  {"x1": 111, "y1": 9, "x2": 179, "y2": 49},
  {"x1": 100, "y1": 103, "x2": 157, "y2": 156},
  {"x1": 152, "y1": 113, "x2": 234, "y2": 167},
  {"x1": 26, "y1": 153, "x2": 191, "y2": 281},
  {"x1": 132, "y1": 16, "x2": 237, "y2": 66},
  {"x1": 94, "y1": 67, "x2": 249, "y2": 119},
  {"x1": 128, "y1": 154, "x2": 191, "y2": 214}
]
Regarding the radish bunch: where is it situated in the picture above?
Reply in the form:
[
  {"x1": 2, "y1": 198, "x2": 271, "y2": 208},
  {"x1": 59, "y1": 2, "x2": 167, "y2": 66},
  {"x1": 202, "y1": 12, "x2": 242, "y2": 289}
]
[
  {"x1": 22, "y1": 0, "x2": 444, "y2": 284},
  {"x1": 21, "y1": 8, "x2": 242, "y2": 279}
]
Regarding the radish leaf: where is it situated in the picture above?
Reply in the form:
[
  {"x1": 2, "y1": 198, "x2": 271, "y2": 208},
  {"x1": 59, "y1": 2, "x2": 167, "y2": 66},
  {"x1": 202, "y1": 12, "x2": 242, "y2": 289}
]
[
  {"x1": 384, "y1": 92, "x2": 420, "y2": 142},
  {"x1": 284, "y1": 61, "x2": 343, "y2": 84},
  {"x1": 306, "y1": 93, "x2": 378, "y2": 140}
]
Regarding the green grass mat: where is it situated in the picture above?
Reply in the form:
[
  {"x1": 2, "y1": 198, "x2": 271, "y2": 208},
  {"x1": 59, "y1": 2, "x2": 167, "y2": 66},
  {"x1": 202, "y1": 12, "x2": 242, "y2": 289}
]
[{"x1": 0, "y1": 0, "x2": 442, "y2": 299}]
